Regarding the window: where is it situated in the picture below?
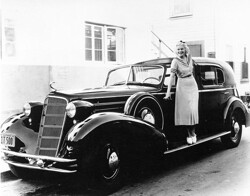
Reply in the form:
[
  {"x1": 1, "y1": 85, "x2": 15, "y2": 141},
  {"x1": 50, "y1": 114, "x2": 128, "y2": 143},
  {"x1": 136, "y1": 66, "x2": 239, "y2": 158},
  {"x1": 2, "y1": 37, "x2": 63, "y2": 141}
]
[
  {"x1": 242, "y1": 62, "x2": 249, "y2": 80},
  {"x1": 169, "y1": 0, "x2": 192, "y2": 18},
  {"x1": 85, "y1": 22, "x2": 125, "y2": 63},
  {"x1": 107, "y1": 28, "x2": 116, "y2": 61},
  {"x1": 106, "y1": 65, "x2": 164, "y2": 86},
  {"x1": 200, "y1": 66, "x2": 224, "y2": 87},
  {"x1": 242, "y1": 47, "x2": 249, "y2": 81},
  {"x1": 187, "y1": 41, "x2": 204, "y2": 57},
  {"x1": 217, "y1": 69, "x2": 224, "y2": 85},
  {"x1": 85, "y1": 24, "x2": 103, "y2": 61}
]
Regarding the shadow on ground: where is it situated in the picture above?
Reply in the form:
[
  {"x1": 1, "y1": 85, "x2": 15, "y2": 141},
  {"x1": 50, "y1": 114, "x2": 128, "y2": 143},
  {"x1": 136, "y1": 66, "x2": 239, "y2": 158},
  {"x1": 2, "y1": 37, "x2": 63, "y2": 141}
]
[{"x1": 1, "y1": 139, "x2": 227, "y2": 196}]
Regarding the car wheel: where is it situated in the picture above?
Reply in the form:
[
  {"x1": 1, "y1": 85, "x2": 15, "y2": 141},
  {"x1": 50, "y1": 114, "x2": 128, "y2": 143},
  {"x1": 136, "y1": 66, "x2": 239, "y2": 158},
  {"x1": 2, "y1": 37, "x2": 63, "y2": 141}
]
[
  {"x1": 221, "y1": 109, "x2": 243, "y2": 148},
  {"x1": 127, "y1": 95, "x2": 164, "y2": 130},
  {"x1": 95, "y1": 141, "x2": 124, "y2": 193}
]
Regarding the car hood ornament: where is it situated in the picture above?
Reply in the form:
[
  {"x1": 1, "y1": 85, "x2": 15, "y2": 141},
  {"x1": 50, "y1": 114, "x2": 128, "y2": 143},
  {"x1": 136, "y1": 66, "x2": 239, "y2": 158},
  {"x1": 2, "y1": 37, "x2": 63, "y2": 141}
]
[{"x1": 49, "y1": 81, "x2": 57, "y2": 92}]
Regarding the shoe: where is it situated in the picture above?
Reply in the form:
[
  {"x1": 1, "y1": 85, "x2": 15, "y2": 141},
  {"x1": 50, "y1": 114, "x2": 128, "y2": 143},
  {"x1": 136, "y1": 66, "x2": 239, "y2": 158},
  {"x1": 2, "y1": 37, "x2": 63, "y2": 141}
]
[
  {"x1": 187, "y1": 137, "x2": 192, "y2": 145},
  {"x1": 192, "y1": 135, "x2": 197, "y2": 144}
]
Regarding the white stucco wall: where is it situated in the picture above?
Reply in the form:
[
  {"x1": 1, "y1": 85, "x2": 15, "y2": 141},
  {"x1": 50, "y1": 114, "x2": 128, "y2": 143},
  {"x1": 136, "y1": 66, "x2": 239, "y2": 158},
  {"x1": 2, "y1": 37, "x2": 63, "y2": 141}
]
[
  {"x1": 0, "y1": 0, "x2": 249, "y2": 122},
  {"x1": 0, "y1": 0, "x2": 161, "y2": 121}
]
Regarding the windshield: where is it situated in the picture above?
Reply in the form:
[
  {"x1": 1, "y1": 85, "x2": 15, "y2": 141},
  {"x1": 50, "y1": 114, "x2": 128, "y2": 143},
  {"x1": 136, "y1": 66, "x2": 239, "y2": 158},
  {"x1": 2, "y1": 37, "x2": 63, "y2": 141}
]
[{"x1": 105, "y1": 64, "x2": 164, "y2": 86}]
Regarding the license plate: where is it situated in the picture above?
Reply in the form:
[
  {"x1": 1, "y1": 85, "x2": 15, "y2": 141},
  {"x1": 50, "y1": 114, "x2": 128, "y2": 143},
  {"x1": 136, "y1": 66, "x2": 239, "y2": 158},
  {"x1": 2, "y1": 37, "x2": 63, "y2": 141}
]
[{"x1": 1, "y1": 134, "x2": 15, "y2": 147}]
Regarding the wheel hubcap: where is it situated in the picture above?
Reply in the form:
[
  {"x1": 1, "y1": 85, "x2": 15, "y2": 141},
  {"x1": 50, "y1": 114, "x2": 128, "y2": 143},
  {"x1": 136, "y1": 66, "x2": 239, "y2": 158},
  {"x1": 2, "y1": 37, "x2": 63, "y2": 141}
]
[
  {"x1": 141, "y1": 109, "x2": 155, "y2": 124},
  {"x1": 103, "y1": 146, "x2": 120, "y2": 180},
  {"x1": 233, "y1": 121, "x2": 240, "y2": 134},
  {"x1": 108, "y1": 151, "x2": 119, "y2": 171}
]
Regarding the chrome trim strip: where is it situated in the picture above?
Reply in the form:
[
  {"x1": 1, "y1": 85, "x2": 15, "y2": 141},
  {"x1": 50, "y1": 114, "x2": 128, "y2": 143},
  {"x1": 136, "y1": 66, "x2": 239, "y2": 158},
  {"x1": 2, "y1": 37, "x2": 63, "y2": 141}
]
[
  {"x1": 40, "y1": 136, "x2": 60, "y2": 139},
  {"x1": 199, "y1": 88, "x2": 234, "y2": 93},
  {"x1": 154, "y1": 87, "x2": 235, "y2": 96},
  {"x1": 39, "y1": 148, "x2": 58, "y2": 150},
  {"x1": 1, "y1": 149, "x2": 76, "y2": 162},
  {"x1": 43, "y1": 125, "x2": 62, "y2": 128},
  {"x1": 95, "y1": 107, "x2": 124, "y2": 112},
  {"x1": 94, "y1": 101, "x2": 126, "y2": 107},
  {"x1": 5, "y1": 160, "x2": 77, "y2": 173},
  {"x1": 164, "y1": 131, "x2": 231, "y2": 154},
  {"x1": 45, "y1": 114, "x2": 65, "y2": 117}
]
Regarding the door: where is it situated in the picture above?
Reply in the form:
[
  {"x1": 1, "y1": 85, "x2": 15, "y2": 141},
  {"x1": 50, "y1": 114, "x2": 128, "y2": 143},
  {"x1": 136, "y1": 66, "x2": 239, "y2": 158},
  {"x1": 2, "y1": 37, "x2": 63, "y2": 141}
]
[{"x1": 198, "y1": 64, "x2": 226, "y2": 134}]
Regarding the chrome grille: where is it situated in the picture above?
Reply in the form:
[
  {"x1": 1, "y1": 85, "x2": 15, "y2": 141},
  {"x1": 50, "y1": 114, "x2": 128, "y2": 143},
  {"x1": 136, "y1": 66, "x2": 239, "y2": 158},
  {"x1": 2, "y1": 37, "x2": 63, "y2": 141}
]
[{"x1": 36, "y1": 96, "x2": 68, "y2": 157}]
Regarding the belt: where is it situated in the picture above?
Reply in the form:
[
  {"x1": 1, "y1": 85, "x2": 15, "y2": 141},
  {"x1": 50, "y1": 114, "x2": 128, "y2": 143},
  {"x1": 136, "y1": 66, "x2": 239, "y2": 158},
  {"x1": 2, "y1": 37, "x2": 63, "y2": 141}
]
[{"x1": 181, "y1": 74, "x2": 192, "y2": 78}]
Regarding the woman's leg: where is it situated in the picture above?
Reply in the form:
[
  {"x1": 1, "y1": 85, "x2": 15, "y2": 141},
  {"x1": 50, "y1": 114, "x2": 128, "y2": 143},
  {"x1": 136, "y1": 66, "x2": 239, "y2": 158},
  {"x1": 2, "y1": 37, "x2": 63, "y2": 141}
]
[
  {"x1": 190, "y1": 125, "x2": 196, "y2": 137},
  {"x1": 187, "y1": 126, "x2": 192, "y2": 137},
  {"x1": 187, "y1": 125, "x2": 197, "y2": 144},
  {"x1": 190, "y1": 125, "x2": 197, "y2": 143},
  {"x1": 186, "y1": 126, "x2": 193, "y2": 144}
]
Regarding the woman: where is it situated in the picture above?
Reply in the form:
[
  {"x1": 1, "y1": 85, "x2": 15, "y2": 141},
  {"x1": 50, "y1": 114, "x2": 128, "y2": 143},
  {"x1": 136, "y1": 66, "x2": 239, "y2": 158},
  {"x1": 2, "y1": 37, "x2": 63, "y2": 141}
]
[{"x1": 164, "y1": 41, "x2": 199, "y2": 145}]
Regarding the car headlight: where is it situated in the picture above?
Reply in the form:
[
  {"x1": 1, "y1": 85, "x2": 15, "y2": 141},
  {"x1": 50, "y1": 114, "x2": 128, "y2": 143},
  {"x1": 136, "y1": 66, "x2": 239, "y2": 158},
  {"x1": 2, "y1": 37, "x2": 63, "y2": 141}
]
[
  {"x1": 66, "y1": 102, "x2": 76, "y2": 118},
  {"x1": 66, "y1": 101, "x2": 94, "y2": 119},
  {"x1": 23, "y1": 103, "x2": 31, "y2": 116}
]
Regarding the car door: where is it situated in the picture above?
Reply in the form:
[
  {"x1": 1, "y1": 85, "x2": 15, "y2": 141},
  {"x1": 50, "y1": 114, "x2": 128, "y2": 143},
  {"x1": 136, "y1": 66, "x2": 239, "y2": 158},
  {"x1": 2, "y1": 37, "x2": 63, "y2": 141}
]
[{"x1": 198, "y1": 64, "x2": 226, "y2": 134}]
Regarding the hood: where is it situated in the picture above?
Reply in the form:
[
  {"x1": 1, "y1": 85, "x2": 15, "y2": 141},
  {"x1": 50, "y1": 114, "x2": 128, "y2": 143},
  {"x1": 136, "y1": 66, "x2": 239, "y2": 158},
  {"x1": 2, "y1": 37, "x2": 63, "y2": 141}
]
[{"x1": 49, "y1": 85, "x2": 159, "y2": 101}]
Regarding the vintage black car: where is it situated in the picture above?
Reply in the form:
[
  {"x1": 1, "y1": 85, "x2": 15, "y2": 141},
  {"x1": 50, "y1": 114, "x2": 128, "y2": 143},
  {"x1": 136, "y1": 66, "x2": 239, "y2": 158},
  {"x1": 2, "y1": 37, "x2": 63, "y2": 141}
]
[{"x1": 1, "y1": 57, "x2": 250, "y2": 191}]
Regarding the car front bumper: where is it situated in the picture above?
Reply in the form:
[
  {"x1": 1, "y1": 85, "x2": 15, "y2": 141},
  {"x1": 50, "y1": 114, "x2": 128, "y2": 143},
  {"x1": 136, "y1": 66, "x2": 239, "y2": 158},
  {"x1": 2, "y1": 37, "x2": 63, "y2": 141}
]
[{"x1": 1, "y1": 149, "x2": 77, "y2": 174}]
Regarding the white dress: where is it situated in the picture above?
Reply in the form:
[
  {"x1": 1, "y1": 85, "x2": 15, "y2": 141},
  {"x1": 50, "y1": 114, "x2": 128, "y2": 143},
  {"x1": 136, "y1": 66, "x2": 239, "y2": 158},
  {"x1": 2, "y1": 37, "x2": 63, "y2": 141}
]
[{"x1": 170, "y1": 57, "x2": 199, "y2": 126}]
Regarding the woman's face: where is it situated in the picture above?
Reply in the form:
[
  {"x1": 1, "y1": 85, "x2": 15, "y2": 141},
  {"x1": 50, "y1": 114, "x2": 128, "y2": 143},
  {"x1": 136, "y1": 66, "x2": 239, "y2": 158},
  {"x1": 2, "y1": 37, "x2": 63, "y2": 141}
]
[{"x1": 176, "y1": 45, "x2": 186, "y2": 58}]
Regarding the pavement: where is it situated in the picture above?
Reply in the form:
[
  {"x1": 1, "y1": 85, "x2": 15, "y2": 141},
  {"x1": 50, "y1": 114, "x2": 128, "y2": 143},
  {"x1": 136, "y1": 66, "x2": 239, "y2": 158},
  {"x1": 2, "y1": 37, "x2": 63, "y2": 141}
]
[{"x1": 0, "y1": 153, "x2": 10, "y2": 174}]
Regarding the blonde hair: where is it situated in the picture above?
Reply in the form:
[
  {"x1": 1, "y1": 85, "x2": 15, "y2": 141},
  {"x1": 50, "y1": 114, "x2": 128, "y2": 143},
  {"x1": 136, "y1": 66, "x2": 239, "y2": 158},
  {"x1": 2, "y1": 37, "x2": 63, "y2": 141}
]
[{"x1": 175, "y1": 40, "x2": 190, "y2": 57}]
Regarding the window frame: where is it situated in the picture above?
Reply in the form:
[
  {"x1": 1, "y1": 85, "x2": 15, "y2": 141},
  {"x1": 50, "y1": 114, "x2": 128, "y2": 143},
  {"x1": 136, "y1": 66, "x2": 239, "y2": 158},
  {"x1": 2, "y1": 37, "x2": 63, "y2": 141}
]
[
  {"x1": 241, "y1": 62, "x2": 249, "y2": 82},
  {"x1": 85, "y1": 22, "x2": 125, "y2": 64},
  {"x1": 186, "y1": 40, "x2": 205, "y2": 57},
  {"x1": 85, "y1": 24, "x2": 104, "y2": 62},
  {"x1": 169, "y1": 0, "x2": 193, "y2": 18},
  {"x1": 200, "y1": 65, "x2": 225, "y2": 88}
]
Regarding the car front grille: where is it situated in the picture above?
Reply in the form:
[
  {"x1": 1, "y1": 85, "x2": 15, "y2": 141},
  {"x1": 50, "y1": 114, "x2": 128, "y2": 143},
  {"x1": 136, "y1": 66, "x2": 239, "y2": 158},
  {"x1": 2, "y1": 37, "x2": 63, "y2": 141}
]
[{"x1": 36, "y1": 96, "x2": 68, "y2": 157}]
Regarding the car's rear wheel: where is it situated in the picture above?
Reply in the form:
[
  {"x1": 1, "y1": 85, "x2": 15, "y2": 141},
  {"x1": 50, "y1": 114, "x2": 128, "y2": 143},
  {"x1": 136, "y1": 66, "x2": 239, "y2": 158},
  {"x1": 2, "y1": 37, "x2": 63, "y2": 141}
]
[{"x1": 221, "y1": 109, "x2": 242, "y2": 148}]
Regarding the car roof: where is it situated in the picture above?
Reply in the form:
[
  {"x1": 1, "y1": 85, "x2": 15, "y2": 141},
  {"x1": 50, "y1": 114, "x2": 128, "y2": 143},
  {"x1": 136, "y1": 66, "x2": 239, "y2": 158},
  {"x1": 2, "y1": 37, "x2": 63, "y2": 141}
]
[
  {"x1": 134, "y1": 57, "x2": 236, "y2": 86},
  {"x1": 136, "y1": 57, "x2": 232, "y2": 71},
  {"x1": 135, "y1": 58, "x2": 173, "y2": 66}
]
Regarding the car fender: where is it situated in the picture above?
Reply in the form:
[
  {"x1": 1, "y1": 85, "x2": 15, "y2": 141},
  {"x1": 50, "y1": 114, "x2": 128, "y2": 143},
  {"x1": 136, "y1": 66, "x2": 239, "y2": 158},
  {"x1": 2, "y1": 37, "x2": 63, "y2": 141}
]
[
  {"x1": 1, "y1": 113, "x2": 38, "y2": 155},
  {"x1": 224, "y1": 97, "x2": 250, "y2": 127},
  {"x1": 67, "y1": 112, "x2": 165, "y2": 141},
  {"x1": 65, "y1": 112, "x2": 167, "y2": 157}
]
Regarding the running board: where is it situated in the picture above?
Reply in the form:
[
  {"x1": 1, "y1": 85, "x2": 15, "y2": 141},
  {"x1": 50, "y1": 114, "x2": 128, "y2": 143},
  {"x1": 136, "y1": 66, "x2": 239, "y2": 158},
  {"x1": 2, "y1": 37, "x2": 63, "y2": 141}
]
[{"x1": 163, "y1": 131, "x2": 231, "y2": 155}]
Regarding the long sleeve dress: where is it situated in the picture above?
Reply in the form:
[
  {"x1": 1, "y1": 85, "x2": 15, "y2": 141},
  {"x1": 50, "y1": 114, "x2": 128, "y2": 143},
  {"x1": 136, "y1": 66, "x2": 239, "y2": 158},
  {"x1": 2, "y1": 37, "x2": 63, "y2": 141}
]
[{"x1": 170, "y1": 56, "x2": 199, "y2": 126}]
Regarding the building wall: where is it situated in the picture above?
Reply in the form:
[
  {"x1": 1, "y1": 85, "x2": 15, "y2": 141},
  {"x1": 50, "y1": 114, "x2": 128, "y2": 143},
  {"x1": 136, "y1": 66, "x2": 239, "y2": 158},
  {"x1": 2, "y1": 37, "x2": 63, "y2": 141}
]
[
  {"x1": 0, "y1": 65, "x2": 50, "y2": 120},
  {"x1": 1, "y1": 0, "x2": 164, "y2": 120},
  {"x1": 152, "y1": 0, "x2": 250, "y2": 95},
  {"x1": 1, "y1": 0, "x2": 249, "y2": 122}
]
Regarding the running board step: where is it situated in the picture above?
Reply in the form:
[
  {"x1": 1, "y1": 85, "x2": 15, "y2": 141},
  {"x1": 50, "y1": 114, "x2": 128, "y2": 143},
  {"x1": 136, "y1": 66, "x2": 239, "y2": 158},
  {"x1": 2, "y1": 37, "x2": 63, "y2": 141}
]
[{"x1": 164, "y1": 131, "x2": 231, "y2": 155}]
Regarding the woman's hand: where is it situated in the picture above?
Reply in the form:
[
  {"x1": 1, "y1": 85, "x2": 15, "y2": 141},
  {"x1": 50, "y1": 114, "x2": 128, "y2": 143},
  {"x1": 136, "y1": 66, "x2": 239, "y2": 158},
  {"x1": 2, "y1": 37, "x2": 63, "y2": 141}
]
[{"x1": 164, "y1": 92, "x2": 171, "y2": 100}]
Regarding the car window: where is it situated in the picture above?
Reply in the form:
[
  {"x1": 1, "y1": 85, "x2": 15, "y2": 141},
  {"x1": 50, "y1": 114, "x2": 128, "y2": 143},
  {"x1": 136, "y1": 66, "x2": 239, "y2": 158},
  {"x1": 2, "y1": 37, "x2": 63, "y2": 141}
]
[
  {"x1": 106, "y1": 65, "x2": 164, "y2": 86},
  {"x1": 217, "y1": 69, "x2": 224, "y2": 85},
  {"x1": 129, "y1": 65, "x2": 164, "y2": 85},
  {"x1": 106, "y1": 66, "x2": 131, "y2": 86},
  {"x1": 200, "y1": 66, "x2": 224, "y2": 87}
]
